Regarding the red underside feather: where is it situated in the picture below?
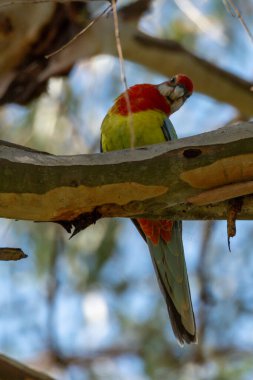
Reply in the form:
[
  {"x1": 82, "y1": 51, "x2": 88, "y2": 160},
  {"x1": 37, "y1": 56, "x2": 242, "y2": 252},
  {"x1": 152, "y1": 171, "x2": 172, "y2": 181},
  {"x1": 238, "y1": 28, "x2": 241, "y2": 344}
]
[
  {"x1": 137, "y1": 218, "x2": 173, "y2": 245},
  {"x1": 112, "y1": 84, "x2": 171, "y2": 115}
]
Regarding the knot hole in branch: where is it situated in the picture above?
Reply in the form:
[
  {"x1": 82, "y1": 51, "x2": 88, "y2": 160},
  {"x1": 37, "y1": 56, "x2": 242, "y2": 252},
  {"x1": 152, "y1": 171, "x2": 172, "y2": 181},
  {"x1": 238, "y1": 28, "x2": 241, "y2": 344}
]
[{"x1": 183, "y1": 148, "x2": 202, "y2": 159}]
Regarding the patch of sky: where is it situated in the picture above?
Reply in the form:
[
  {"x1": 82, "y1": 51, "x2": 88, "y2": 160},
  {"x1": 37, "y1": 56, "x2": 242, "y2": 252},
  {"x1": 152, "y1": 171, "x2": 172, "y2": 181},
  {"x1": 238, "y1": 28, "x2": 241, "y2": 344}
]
[
  {"x1": 97, "y1": 357, "x2": 148, "y2": 380},
  {"x1": 141, "y1": 0, "x2": 253, "y2": 80},
  {"x1": 170, "y1": 93, "x2": 237, "y2": 137},
  {"x1": 1, "y1": 104, "x2": 29, "y2": 129},
  {"x1": 114, "y1": 355, "x2": 149, "y2": 380},
  {"x1": 100, "y1": 219, "x2": 152, "y2": 285},
  {"x1": 117, "y1": 283, "x2": 158, "y2": 324}
]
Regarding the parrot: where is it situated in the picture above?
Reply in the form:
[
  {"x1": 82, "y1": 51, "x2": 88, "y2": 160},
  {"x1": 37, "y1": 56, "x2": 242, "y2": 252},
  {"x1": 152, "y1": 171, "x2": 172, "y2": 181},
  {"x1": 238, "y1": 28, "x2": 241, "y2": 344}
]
[{"x1": 100, "y1": 74, "x2": 196, "y2": 345}]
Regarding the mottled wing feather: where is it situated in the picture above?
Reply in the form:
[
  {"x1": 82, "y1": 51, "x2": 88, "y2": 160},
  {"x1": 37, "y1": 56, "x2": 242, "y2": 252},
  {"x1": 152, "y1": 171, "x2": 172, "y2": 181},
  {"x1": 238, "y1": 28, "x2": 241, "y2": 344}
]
[{"x1": 161, "y1": 117, "x2": 178, "y2": 141}]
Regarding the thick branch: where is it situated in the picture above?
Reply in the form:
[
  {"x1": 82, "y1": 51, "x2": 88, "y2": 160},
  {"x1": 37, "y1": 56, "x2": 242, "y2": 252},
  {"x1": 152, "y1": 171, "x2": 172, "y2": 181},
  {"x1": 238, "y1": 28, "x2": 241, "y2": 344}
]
[
  {"x1": 0, "y1": 354, "x2": 55, "y2": 380},
  {"x1": 0, "y1": 122, "x2": 253, "y2": 226}
]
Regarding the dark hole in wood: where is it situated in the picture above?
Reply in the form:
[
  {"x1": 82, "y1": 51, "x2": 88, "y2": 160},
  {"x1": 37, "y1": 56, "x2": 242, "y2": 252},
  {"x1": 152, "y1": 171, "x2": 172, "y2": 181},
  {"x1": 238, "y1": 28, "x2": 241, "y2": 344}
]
[{"x1": 183, "y1": 148, "x2": 202, "y2": 158}]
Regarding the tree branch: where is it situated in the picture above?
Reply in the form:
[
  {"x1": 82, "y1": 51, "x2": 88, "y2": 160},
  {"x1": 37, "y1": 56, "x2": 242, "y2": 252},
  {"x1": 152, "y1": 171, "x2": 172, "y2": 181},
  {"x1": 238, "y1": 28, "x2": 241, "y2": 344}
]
[
  {"x1": 0, "y1": 1, "x2": 252, "y2": 116},
  {"x1": 41, "y1": 12, "x2": 253, "y2": 116},
  {"x1": 0, "y1": 122, "x2": 253, "y2": 230},
  {"x1": 0, "y1": 354, "x2": 55, "y2": 380},
  {"x1": 0, "y1": 248, "x2": 27, "y2": 260}
]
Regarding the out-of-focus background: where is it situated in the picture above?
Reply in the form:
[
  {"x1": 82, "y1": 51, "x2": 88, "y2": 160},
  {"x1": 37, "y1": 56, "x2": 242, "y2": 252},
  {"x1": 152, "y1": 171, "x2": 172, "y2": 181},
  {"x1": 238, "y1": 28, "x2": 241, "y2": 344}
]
[{"x1": 0, "y1": 0, "x2": 253, "y2": 379}]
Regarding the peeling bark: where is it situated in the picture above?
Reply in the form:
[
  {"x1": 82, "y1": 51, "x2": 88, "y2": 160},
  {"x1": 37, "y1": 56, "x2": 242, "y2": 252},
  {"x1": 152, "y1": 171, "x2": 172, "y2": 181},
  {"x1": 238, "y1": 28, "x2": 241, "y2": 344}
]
[{"x1": 0, "y1": 122, "x2": 253, "y2": 228}]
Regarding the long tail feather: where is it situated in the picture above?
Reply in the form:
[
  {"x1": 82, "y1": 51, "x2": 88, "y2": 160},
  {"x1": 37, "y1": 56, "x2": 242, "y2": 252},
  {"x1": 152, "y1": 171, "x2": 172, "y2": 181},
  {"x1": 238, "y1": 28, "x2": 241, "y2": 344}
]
[{"x1": 146, "y1": 221, "x2": 196, "y2": 344}]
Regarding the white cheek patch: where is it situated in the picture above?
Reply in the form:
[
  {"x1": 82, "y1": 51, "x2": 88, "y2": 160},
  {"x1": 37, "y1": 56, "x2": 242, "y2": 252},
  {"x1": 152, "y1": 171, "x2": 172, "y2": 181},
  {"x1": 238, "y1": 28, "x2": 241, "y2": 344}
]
[
  {"x1": 157, "y1": 83, "x2": 174, "y2": 97},
  {"x1": 169, "y1": 86, "x2": 185, "y2": 100},
  {"x1": 157, "y1": 83, "x2": 186, "y2": 114}
]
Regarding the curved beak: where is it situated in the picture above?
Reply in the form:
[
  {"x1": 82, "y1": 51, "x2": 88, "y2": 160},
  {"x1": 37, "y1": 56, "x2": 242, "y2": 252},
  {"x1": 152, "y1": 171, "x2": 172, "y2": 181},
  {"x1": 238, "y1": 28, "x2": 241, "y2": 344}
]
[{"x1": 167, "y1": 84, "x2": 191, "y2": 103}]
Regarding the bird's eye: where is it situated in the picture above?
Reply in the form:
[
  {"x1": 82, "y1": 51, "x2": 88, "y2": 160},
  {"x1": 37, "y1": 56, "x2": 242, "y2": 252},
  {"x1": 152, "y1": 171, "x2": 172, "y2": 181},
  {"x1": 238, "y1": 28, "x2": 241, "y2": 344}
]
[{"x1": 169, "y1": 77, "x2": 176, "y2": 85}]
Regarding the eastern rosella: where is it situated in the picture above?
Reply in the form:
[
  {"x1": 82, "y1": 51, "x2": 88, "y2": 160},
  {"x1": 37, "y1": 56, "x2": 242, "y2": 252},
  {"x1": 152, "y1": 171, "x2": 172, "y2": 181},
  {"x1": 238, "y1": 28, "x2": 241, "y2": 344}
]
[{"x1": 100, "y1": 74, "x2": 196, "y2": 344}]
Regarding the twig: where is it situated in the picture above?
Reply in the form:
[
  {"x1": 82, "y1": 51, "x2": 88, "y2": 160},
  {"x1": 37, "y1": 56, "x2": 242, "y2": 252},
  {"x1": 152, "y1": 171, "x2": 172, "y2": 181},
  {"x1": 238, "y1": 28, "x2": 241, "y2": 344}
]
[
  {"x1": 223, "y1": 0, "x2": 253, "y2": 43},
  {"x1": 45, "y1": 4, "x2": 111, "y2": 59},
  {"x1": 0, "y1": 248, "x2": 27, "y2": 261},
  {"x1": 227, "y1": 197, "x2": 243, "y2": 251},
  {"x1": 111, "y1": 0, "x2": 134, "y2": 148}
]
